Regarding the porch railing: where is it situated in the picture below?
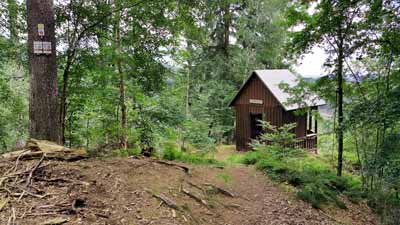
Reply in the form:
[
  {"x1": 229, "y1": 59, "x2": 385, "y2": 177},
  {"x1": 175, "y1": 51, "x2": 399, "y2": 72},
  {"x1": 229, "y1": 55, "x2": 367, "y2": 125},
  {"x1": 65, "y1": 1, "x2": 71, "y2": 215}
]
[{"x1": 294, "y1": 134, "x2": 317, "y2": 151}]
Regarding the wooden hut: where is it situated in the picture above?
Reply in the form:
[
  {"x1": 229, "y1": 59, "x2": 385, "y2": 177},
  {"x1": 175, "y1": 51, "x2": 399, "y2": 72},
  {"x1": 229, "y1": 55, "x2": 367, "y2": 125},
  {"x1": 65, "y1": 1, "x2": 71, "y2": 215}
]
[{"x1": 229, "y1": 70, "x2": 325, "y2": 151}]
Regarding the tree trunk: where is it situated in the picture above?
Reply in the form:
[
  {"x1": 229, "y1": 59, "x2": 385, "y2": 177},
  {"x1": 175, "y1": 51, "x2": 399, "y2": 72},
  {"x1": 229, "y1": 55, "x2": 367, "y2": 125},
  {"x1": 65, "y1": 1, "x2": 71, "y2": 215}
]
[
  {"x1": 186, "y1": 61, "x2": 191, "y2": 119},
  {"x1": 7, "y1": 0, "x2": 18, "y2": 41},
  {"x1": 27, "y1": 0, "x2": 61, "y2": 143},
  {"x1": 118, "y1": 61, "x2": 127, "y2": 149},
  {"x1": 86, "y1": 118, "x2": 90, "y2": 150},
  {"x1": 114, "y1": 0, "x2": 127, "y2": 149},
  {"x1": 222, "y1": 2, "x2": 231, "y2": 57},
  {"x1": 336, "y1": 37, "x2": 344, "y2": 177},
  {"x1": 60, "y1": 56, "x2": 73, "y2": 144}
]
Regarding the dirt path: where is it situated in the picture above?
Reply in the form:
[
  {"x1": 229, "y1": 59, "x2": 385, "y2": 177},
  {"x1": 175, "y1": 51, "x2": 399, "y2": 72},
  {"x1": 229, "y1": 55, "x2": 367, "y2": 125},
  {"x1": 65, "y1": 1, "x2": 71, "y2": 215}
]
[{"x1": 0, "y1": 157, "x2": 377, "y2": 225}]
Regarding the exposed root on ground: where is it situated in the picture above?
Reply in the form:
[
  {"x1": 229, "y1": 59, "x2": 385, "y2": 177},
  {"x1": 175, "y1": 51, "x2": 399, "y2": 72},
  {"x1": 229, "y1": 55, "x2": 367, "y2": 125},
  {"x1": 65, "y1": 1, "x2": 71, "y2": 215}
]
[
  {"x1": 204, "y1": 183, "x2": 235, "y2": 197},
  {"x1": 0, "y1": 152, "x2": 378, "y2": 225},
  {"x1": 181, "y1": 187, "x2": 210, "y2": 209},
  {"x1": 152, "y1": 159, "x2": 191, "y2": 174},
  {"x1": 145, "y1": 188, "x2": 181, "y2": 211}
]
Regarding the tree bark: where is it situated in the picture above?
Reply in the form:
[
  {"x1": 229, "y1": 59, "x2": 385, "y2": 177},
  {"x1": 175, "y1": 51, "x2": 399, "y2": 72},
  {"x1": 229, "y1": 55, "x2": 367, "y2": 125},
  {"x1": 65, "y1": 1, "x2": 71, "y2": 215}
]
[
  {"x1": 7, "y1": 0, "x2": 18, "y2": 41},
  {"x1": 27, "y1": 0, "x2": 61, "y2": 143},
  {"x1": 60, "y1": 56, "x2": 72, "y2": 144},
  {"x1": 336, "y1": 36, "x2": 344, "y2": 177},
  {"x1": 114, "y1": 0, "x2": 127, "y2": 149}
]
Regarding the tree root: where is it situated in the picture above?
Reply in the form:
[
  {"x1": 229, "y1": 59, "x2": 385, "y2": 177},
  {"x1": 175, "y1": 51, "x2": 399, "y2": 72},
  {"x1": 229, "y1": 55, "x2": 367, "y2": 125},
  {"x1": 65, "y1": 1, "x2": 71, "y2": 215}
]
[
  {"x1": 204, "y1": 183, "x2": 235, "y2": 197},
  {"x1": 144, "y1": 188, "x2": 181, "y2": 211},
  {"x1": 186, "y1": 181, "x2": 204, "y2": 192},
  {"x1": 152, "y1": 160, "x2": 190, "y2": 174},
  {"x1": 181, "y1": 187, "x2": 209, "y2": 209}
]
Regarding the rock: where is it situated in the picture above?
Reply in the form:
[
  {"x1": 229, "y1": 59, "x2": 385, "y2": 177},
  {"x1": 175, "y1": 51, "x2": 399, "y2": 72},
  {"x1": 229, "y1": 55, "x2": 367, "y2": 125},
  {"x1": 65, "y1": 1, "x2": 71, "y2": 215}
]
[{"x1": 15, "y1": 139, "x2": 26, "y2": 150}]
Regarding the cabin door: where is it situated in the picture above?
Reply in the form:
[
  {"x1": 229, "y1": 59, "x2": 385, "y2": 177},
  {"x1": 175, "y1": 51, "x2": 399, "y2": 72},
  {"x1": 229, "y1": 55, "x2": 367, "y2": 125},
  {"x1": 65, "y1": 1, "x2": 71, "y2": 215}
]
[{"x1": 250, "y1": 113, "x2": 263, "y2": 140}]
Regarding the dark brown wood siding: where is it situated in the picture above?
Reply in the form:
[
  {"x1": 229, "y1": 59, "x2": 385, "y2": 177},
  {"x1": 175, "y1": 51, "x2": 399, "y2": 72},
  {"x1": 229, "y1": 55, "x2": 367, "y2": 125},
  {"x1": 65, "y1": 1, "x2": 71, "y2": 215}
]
[
  {"x1": 232, "y1": 74, "x2": 308, "y2": 151},
  {"x1": 234, "y1": 75, "x2": 281, "y2": 108}
]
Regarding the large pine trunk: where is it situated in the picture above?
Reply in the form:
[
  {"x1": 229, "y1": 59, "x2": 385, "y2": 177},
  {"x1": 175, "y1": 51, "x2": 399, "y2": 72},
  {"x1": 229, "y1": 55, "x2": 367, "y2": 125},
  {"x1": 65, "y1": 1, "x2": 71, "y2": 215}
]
[{"x1": 27, "y1": 0, "x2": 61, "y2": 143}]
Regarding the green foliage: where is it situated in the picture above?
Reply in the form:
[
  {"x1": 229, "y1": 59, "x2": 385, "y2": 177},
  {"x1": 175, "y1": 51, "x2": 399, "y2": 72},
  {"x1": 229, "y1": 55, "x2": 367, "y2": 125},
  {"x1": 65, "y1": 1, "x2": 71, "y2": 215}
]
[
  {"x1": 162, "y1": 142, "x2": 222, "y2": 166},
  {"x1": 367, "y1": 189, "x2": 400, "y2": 225},
  {"x1": 113, "y1": 146, "x2": 142, "y2": 157},
  {"x1": 286, "y1": 1, "x2": 400, "y2": 222},
  {"x1": 0, "y1": 53, "x2": 27, "y2": 152},
  {"x1": 182, "y1": 119, "x2": 216, "y2": 151},
  {"x1": 241, "y1": 151, "x2": 262, "y2": 165},
  {"x1": 162, "y1": 141, "x2": 183, "y2": 161},
  {"x1": 238, "y1": 147, "x2": 362, "y2": 209},
  {"x1": 1, "y1": 1, "x2": 399, "y2": 222},
  {"x1": 251, "y1": 121, "x2": 302, "y2": 159}
]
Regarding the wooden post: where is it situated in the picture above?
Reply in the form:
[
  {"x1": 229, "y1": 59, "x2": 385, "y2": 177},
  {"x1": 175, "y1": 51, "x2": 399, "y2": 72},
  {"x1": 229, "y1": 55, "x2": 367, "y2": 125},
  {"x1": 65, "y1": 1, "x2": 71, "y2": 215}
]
[
  {"x1": 314, "y1": 116, "x2": 318, "y2": 134},
  {"x1": 308, "y1": 110, "x2": 312, "y2": 132},
  {"x1": 314, "y1": 116, "x2": 318, "y2": 150},
  {"x1": 27, "y1": 0, "x2": 61, "y2": 143}
]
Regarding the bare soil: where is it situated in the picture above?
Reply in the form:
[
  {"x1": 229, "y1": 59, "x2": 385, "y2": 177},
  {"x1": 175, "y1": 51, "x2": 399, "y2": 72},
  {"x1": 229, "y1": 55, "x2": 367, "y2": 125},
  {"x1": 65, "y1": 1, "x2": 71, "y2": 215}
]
[{"x1": 0, "y1": 155, "x2": 378, "y2": 225}]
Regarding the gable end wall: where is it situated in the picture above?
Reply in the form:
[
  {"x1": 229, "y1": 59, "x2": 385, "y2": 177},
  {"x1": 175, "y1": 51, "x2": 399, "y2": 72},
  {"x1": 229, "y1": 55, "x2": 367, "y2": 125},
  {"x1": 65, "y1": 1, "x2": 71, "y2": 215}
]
[{"x1": 232, "y1": 74, "x2": 306, "y2": 151}]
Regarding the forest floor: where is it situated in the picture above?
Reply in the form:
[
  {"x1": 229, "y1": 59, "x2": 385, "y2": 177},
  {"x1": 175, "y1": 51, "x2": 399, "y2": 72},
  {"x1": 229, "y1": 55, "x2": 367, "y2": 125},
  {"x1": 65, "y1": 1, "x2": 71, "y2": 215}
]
[{"x1": 0, "y1": 146, "x2": 378, "y2": 225}]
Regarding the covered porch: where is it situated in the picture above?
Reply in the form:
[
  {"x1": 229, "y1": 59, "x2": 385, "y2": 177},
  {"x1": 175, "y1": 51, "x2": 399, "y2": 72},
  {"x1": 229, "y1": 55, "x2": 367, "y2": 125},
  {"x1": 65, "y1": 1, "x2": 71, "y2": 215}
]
[{"x1": 294, "y1": 108, "x2": 318, "y2": 151}]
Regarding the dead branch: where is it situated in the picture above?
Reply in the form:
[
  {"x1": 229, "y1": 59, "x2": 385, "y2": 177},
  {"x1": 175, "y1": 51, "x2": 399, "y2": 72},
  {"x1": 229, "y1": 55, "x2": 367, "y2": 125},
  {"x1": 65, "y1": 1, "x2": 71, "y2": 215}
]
[
  {"x1": 0, "y1": 197, "x2": 10, "y2": 211},
  {"x1": 0, "y1": 139, "x2": 87, "y2": 161},
  {"x1": 24, "y1": 212, "x2": 59, "y2": 217},
  {"x1": 95, "y1": 212, "x2": 110, "y2": 219},
  {"x1": 223, "y1": 203, "x2": 241, "y2": 209},
  {"x1": 26, "y1": 154, "x2": 45, "y2": 187},
  {"x1": 40, "y1": 218, "x2": 69, "y2": 225},
  {"x1": 34, "y1": 177, "x2": 90, "y2": 186}
]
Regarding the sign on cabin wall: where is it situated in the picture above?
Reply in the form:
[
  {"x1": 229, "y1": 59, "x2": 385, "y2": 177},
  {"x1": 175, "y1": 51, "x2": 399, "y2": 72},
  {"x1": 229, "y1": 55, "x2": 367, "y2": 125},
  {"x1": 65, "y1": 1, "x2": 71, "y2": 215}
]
[{"x1": 249, "y1": 99, "x2": 263, "y2": 104}]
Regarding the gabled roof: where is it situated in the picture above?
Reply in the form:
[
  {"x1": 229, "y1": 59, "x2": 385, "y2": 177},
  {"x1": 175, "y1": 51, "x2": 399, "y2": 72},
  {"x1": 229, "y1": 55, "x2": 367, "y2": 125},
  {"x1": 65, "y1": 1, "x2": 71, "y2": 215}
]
[{"x1": 229, "y1": 69, "x2": 326, "y2": 111}]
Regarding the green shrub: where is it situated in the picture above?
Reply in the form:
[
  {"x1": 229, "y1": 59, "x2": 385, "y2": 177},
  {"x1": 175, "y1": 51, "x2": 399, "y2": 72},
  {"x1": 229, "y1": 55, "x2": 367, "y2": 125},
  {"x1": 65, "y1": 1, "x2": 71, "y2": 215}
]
[
  {"x1": 127, "y1": 146, "x2": 142, "y2": 156},
  {"x1": 113, "y1": 146, "x2": 142, "y2": 157},
  {"x1": 179, "y1": 153, "x2": 223, "y2": 166},
  {"x1": 297, "y1": 182, "x2": 347, "y2": 209},
  {"x1": 242, "y1": 151, "x2": 262, "y2": 165},
  {"x1": 367, "y1": 190, "x2": 400, "y2": 225},
  {"x1": 238, "y1": 147, "x2": 363, "y2": 209},
  {"x1": 162, "y1": 142, "x2": 182, "y2": 160},
  {"x1": 226, "y1": 154, "x2": 246, "y2": 164},
  {"x1": 161, "y1": 141, "x2": 223, "y2": 166}
]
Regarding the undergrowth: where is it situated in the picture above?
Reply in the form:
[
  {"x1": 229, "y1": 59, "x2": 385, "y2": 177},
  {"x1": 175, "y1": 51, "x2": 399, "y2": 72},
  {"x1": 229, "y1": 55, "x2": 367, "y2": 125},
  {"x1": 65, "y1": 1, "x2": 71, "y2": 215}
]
[
  {"x1": 113, "y1": 146, "x2": 142, "y2": 157},
  {"x1": 162, "y1": 141, "x2": 224, "y2": 167},
  {"x1": 236, "y1": 150, "x2": 363, "y2": 209}
]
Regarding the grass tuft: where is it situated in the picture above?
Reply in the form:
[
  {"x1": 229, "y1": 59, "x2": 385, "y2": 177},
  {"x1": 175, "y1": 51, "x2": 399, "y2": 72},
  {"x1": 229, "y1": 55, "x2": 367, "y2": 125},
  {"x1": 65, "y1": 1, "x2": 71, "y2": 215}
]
[{"x1": 162, "y1": 142, "x2": 224, "y2": 167}]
